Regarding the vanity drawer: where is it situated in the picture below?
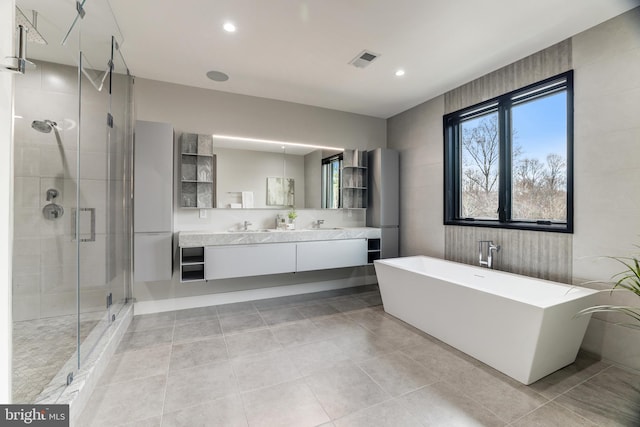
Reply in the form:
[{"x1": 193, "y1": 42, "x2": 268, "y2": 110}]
[
  {"x1": 296, "y1": 239, "x2": 367, "y2": 272},
  {"x1": 204, "y1": 243, "x2": 296, "y2": 280}
]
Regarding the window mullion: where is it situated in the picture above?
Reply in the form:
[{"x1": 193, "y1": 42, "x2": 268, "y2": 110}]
[{"x1": 497, "y1": 101, "x2": 510, "y2": 222}]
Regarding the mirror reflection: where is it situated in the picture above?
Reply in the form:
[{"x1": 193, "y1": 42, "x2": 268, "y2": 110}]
[{"x1": 200, "y1": 137, "x2": 342, "y2": 209}]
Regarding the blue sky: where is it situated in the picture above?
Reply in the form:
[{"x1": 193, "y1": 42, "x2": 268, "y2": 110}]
[{"x1": 511, "y1": 91, "x2": 567, "y2": 162}]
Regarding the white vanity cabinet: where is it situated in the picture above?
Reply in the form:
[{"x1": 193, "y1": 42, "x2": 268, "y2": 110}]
[
  {"x1": 296, "y1": 239, "x2": 367, "y2": 272},
  {"x1": 180, "y1": 228, "x2": 379, "y2": 282},
  {"x1": 204, "y1": 243, "x2": 297, "y2": 280}
]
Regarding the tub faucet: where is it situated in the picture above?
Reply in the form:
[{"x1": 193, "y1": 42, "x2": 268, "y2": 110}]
[
  {"x1": 243, "y1": 220, "x2": 252, "y2": 231},
  {"x1": 479, "y1": 240, "x2": 500, "y2": 269}
]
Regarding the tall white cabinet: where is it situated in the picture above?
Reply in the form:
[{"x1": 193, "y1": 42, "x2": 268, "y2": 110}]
[{"x1": 134, "y1": 120, "x2": 174, "y2": 282}]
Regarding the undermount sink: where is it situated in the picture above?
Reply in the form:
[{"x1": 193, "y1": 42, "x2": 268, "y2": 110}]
[{"x1": 229, "y1": 229, "x2": 273, "y2": 233}]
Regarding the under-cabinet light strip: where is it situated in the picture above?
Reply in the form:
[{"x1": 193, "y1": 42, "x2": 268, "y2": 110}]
[{"x1": 212, "y1": 134, "x2": 344, "y2": 152}]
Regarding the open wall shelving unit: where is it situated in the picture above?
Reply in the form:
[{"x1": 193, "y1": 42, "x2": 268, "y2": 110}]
[{"x1": 180, "y1": 133, "x2": 216, "y2": 208}]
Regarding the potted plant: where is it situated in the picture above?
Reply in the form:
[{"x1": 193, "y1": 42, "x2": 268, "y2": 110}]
[
  {"x1": 286, "y1": 207, "x2": 297, "y2": 229},
  {"x1": 577, "y1": 251, "x2": 640, "y2": 329}
]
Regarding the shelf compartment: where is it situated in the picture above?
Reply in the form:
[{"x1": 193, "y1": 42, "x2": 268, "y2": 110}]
[
  {"x1": 181, "y1": 155, "x2": 197, "y2": 181},
  {"x1": 368, "y1": 238, "x2": 381, "y2": 251},
  {"x1": 342, "y1": 167, "x2": 366, "y2": 188},
  {"x1": 182, "y1": 247, "x2": 204, "y2": 263},
  {"x1": 197, "y1": 182, "x2": 214, "y2": 208},
  {"x1": 342, "y1": 187, "x2": 367, "y2": 209},
  {"x1": 181, "y1": 265, "x2": 204, "y2": 282},
  {"x1": 181, "y1": 133, "x2": 198, "y2": 154},
  {"x1": 181, "y1": 182, "x2": 197, "y2": 207},
  {"x1": 197, "y1": 156, "x2": 214, "y2": 182},
  {"x1": 368, "y1": 252, "x2": 381, "y2": 264},
  {"x1": 343, "y1": 149, "x2": 368, "y2": 168}
]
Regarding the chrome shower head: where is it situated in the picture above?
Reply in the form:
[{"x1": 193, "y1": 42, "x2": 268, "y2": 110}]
[{"x1": 31, "y1": 119, "x2": 57, "y2": 133}]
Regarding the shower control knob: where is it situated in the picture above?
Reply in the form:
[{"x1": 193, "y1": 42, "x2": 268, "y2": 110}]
[
  {"x1": 42, "y1": 203, "x2": 64, "y2": 220},
  {"x1": 46, "y1": 188, "x2": 59, "y2": 201}
]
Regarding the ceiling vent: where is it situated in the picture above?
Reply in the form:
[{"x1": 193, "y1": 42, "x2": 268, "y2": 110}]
[{"x1": 349, "y1": 50, "x2": 380, "y2": 69}]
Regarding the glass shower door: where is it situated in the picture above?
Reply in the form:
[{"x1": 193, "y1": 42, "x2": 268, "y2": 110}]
[{"x1": 73, "y1": 0, "x2": 128, "y2": 366}]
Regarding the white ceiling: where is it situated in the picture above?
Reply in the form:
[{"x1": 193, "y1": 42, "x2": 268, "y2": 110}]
[{"x1": 21, "y1": 0, "x2": 640, "y2": 119}]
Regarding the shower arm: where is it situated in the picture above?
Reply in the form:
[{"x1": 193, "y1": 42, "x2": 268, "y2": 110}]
[{"x1": 1, "y1": 25, "x2": 29, "y2": 74}]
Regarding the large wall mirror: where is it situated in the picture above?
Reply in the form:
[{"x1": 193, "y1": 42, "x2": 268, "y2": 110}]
[{"x1": 207, "y1": 135, "x2": 343, "y2": 209}]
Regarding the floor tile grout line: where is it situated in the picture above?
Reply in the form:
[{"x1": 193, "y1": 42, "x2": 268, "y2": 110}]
[
  {"x1": 437, "y1": 377, "x2": 514, "y2": 424},
  {"x1": 504, "y1": 399, "x2": 555, "y2": 426},
  {"x1": 506, "y1": 398, "x2": 597, "y2": 427},
  {"x1": 235, "y1": 370, "x2": 306, "y2": 396},
  {"x1": 329, "y1": 395, "x2": 398, "y2": 425},
  {"x1": 171, "y1": 330, "x2": 225, "y2": 346},
  {"x1": 225, "y1": 332, "x2": 252, "y2": 427},
  {"x1": 351, "y1": 359, "x2": 394, "y2": 401},
  {"x1": 300, "y1": 369, "x2": 335, "y2": 424},
  {"x1": 545, "y1": 364, "x2": 620, "y2": 426},
  {"x1": 157, "y1": 318, "x2": 176, "y2": 426},
  {"x1": 393, "y1": 383, "x2": 449, "y2": 427}
]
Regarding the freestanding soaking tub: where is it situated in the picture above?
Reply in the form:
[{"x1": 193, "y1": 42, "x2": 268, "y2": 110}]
[{"x1": 374, "y1": 256, "x2": 599, "y2": 385}]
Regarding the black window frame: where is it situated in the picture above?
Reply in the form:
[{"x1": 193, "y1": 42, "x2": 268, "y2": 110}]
[
  {"x1": 443, "y1": 70, "x2": 574, "y2": 233},
  {"x1": 321, "y1": 153, "x2": 343, "y2": 209}
]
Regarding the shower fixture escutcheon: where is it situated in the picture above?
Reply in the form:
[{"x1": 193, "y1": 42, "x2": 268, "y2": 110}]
[{"x1": 43, "y1": 188, "x2": 64, "y2": 220}]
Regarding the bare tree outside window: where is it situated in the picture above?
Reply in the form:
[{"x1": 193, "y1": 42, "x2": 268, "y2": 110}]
[
  {"x1": 459, "y1": 92, "x2": 567, "y2": 222},
  {"x1": 460, "y1": 113, "x2": 500, "y2": 219},
  {"x1": 511, "y1": 91, "x2": 567, "y2": 222}
]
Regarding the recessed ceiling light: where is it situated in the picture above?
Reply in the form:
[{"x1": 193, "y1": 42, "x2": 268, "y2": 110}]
[
  {"x1": 223, "y1": 22, "x2": 236, "y2": 32},
  {"x1": 395, "y1": 69, "x2": 405, "y2": 77},
  {"x1": 206, "y1": 70, "x2": 229, "y2": 82}
]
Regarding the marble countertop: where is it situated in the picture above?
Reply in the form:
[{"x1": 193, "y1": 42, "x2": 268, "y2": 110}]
[{"x1": 178, "y1": 227, "x2": 382, "y2": 247}]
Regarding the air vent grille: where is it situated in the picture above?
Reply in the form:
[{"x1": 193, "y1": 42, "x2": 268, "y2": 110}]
[{"x1": 349, "y1": 50, "x2": 380, "y2": 69}]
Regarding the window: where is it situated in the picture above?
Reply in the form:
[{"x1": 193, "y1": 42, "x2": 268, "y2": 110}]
[
  {"x1": 444, "y1": 71, "x2": 573, "y2": 232},
  {"x1": 321, "y1": 154, "x2": 343, "y2": 208}
]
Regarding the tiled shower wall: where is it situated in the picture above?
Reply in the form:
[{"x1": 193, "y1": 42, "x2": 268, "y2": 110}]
[{"x1": 12, "y1": 60, "x2": 130, "y2": 321}]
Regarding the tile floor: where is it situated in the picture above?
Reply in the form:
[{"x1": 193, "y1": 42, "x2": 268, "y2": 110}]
[
  {"x1": 12, "y1": 315, "x2": 99, "y2": 403},
  {"x1": 79, "y1": 285, "x2": 640, "y2": 427}
]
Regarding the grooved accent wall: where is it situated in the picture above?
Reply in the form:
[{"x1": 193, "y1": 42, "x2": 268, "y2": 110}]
[
  {"x1": 445, "y1": 226, "x2": 572, "y2": 283},
  {"x1": 444, "y1": 39, "x2": 572, "y2": 114}
]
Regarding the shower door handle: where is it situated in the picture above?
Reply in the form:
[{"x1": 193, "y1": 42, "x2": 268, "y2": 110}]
[{"x1": 72, "y1": 207, "x2": 96, "y2": 242}]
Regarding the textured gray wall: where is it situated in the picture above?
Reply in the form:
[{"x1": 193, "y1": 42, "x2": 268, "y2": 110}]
[
  {"x1": 571, "y1": 7, "x2": 640, "y2": 369},
  {"x1": 444, "y1": 40, "x2": 572, "y2": 114},
  {"x1": 445, "y1": 227, "x2": 572, "y2": 283},
  {"x1": 387, "y1": 96, "x2": 445, "y2": 258}
]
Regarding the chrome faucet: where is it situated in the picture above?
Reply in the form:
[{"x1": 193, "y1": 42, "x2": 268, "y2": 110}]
[
  {"x1": 314, "y1": 219, "x2": 325, "y2": 229},
  {"x1": 243, "y1": 220, "x2": 252, "y2": 231},
  {"x1": 479, "y1": 240, "x2": 500, "y2": 269}
]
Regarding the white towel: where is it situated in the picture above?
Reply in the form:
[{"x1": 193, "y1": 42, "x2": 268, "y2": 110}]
[{"x1": 241, "y1": 191, "x2": 254, "y2": 208}]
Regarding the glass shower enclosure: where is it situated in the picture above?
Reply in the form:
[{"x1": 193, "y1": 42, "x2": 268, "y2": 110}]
[{"x1": 11, "y1": 0, "x2": 132, "y2": 403}]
